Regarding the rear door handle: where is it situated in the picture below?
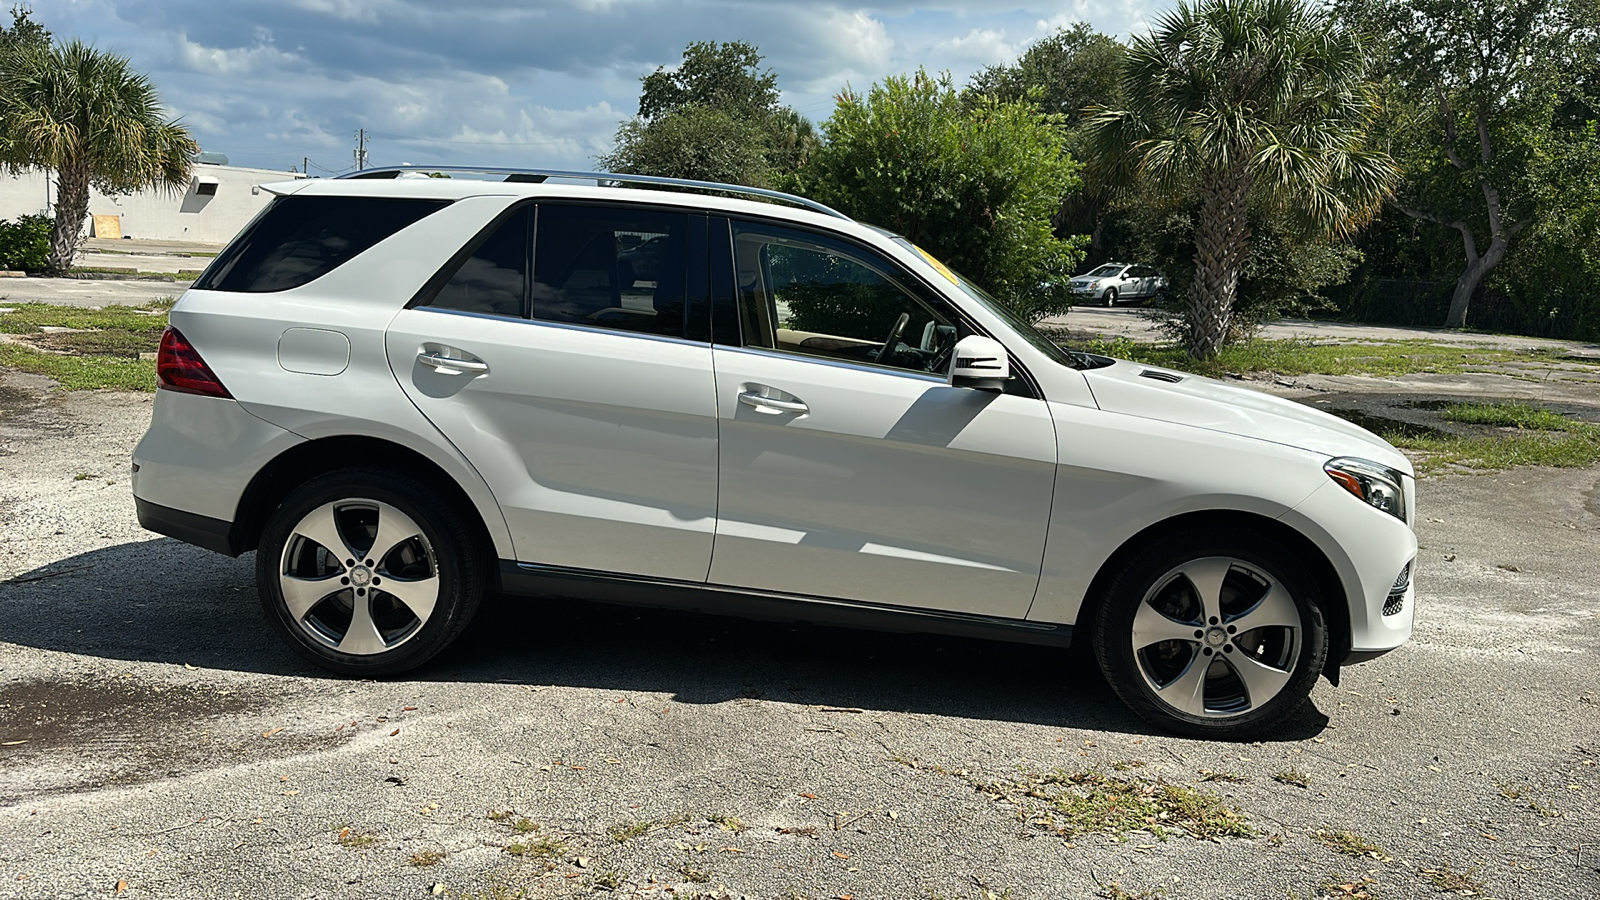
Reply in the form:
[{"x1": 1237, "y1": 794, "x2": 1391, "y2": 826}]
[
  {"x1": 418, "y1": 352, "x2": 489, "y2": 376},
  {"x1": 737, "y1": 391, "x2": 808, "y2": 414}
]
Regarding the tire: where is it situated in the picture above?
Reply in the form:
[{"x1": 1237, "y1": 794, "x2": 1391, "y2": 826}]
[
  {"x1": 255, "y1": 468, "x2": 485, "y2": 676},
  {"x1": 1092, "y1": 527, "x2": 1328, "y2": 740},
  {"x1": 1103, "y1": 288, "x2": 1119, "y2": 307},
  {"x1": 1152, "y1": 288, "x2": 1169, "y2": 307}
]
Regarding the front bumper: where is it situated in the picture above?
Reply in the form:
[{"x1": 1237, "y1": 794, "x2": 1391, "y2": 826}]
[{"x1": 1280, "y1": 479, "x2": 1418, "y2": 662}]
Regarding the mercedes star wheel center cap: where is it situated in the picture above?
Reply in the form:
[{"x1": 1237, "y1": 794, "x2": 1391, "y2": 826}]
[{"x1": 350, "y1": 566, "x2": 372, "y2": 587}]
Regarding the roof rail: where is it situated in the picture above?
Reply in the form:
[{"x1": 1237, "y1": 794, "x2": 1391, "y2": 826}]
[{"x1": 340, "y1": 166, "x2": 849, "y2": 220}]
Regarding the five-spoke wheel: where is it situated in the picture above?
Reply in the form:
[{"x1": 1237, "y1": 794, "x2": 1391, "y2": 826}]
[
  {"x1": 256, "y1": 469, "x2": 483, "y2": 675},
  {"x1": 1094, "y1": 528, "x2": 1327, "y2": 739}
]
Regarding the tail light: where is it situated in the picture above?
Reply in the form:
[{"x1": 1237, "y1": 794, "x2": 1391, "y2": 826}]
[{"x1": 156, "y1": 327, "x2": 233, "y2": 398}]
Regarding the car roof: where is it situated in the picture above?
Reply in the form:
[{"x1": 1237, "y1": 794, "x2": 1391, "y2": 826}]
[{"x1": 261, "y1": 166, "x2": 853, "y2": 229}]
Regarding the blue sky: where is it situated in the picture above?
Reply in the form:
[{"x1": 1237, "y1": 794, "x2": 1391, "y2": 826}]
[{"x1": 29, "y1": 1, "x2": 1161, "y2": 174}]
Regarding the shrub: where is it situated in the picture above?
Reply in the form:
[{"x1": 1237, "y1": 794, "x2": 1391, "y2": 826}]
[{"x1": 0, "y1": 214, "x2": 51, "y2": 272}]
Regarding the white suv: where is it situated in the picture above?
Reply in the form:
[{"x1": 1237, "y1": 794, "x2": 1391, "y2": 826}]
[{"x1": 132, "y1": 168, "x2": 1416, "y2": 739}]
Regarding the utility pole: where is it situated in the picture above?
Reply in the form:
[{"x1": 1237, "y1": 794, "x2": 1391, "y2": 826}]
[
  {"x1": 354, "y1": 129, "x2": 368, "y2": 171},
  {"x1": 304, "y1": 157, "x2": 309, "y2": 177}
]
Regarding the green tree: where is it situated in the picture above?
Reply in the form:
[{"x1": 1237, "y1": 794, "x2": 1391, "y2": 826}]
[
  {"x1": 969, "y1": 25, "x2": 1128, "y2": 262},
  {"x1": 600, "y1": 105, "x2": 771, "y2": 187},
  {"x1": 969, "y1": 23, "x2": 1125, "y2": 128},
  {"x1": 0, "y1": 40, "x2": 197, "y2": 274},
  {"x1": 1337, "y1": 0, "x2": 1598, "y2": 328},
  {"x1": 603, "y1": 40, "x2": 817, "y2": 186},
  {"x1": 801, "y1": 70, "x2": 1086, "y2": 321},
  {"x1": 0, "y1": 4, "x2": 48, "y2": 53},
  {"x1": 1086, "y1": 0, "x2": 1395, "y2": 357}
]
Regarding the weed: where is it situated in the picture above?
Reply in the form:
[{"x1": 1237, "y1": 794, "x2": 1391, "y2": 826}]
[
  {"x1": 1420, "y1": 864, "x2": 1486, "y2": 894},
  {"x1": 1273, "y1": 769, "x2": 1311, "y2": 788},
  {"x1": 1111, "y1": 759, "x2": 1146, "y2": 772},
  {"x1": 504, "y1": 836, "x2": 565, "y2": 858},
  {"x1": 1441, "y1": 401, "x2": 1575, "y2": 431},
  {"x1": 1199, "y1": 770, "x2": 1249, "y2": 784},
  {"x1": 607, "y1": 815, "x2": 687, "y2": 843},
  {"x1": 775, "y1": 825, "x2": 818, "y2": 837},
  {"x1": 1033, "y1": 769, "x2": 1253, "y2": 841},
  {"x1": 72, "y1": 472, "x2": 96, "y2": 481},
  {"x1": 487, "y1": 808, "x2": 514, "y2": 822},
  {"x1": 592, "y1": 870, "x2": 624, "y2": 891},
  {"x1": 1315, "y1": 829, "x2": 1391, "y2": 861},
  {"x1": 512, "y1": 817, "x2": 538, "y2": 834},
  {"x1": 335, "y1": 826, "x2": 376, "y2": 848},
  {"x1": 408, "y1": 849, "x2": 446, "y2": 867},
  {"x1": 679, "y1": 866, "x2": 710, "y2": 884},
  {"x1": 708, "y1": 814, "x2": 746, "y2": 833}
]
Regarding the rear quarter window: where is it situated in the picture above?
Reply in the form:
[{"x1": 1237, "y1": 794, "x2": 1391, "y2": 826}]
[{"x1": 194, "y1": 195, "x2": 451, "y2": 293}]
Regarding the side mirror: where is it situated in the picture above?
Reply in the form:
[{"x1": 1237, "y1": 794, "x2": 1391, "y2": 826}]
[{"x1": 948, "y1": 335, "x2": 1009, "y2": 391}]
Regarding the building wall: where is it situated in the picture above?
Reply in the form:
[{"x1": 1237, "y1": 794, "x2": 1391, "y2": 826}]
[{"x1": 0, "y1": 163, "x2": 305, "y2": 245}]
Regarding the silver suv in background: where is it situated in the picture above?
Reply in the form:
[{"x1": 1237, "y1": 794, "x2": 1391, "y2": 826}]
[{"x1": 1068, "y1": 263, "x2": 1168, "y2": 307}]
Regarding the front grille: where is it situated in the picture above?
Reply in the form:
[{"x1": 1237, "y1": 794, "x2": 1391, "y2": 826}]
[{"x1": 1383, "y1": 561, "x2": 1411, "y2": 617}]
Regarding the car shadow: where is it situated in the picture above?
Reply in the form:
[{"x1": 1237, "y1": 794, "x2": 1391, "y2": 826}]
[{"x1": 0, "y1": 538, "x2": 1329, "y2": 742}]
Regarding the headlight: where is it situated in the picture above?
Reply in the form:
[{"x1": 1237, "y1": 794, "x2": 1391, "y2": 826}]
[
  {"x1": 1089, "y1": 281, "x2": 1100, "y2": 289},
  {"x1": 1324, "y1": 458, "x2": 1407, "y2": 522}
]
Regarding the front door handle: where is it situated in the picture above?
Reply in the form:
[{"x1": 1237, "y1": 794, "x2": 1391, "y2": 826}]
[
  {"x1": 418, "y1": 352, "x2": 489, "y2": 376},
  {"x1": 738, "y1": 391, "x2": 808, "y2": 414}
]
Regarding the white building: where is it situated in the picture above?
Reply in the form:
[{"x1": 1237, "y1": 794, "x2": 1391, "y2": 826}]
[{"x1": 0, "y1": 160, "x2": 305, "y2": 245}]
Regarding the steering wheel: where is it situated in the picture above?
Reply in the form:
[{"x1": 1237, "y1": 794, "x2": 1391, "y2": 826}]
[{"x1": 874, "y1": 312, "x2": 911, "y2": 366}]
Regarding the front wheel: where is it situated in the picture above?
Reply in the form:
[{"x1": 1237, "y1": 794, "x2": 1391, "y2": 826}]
[
  {"x1": 255, "y1": 469, "x2": 485, "y2": 676},
  {"x1": 1103, "y1": 288, "x2": 1119, "y2": 307},
  {"x1": 1092, "y1": 527, "x2": 1327, "y2": 739}
]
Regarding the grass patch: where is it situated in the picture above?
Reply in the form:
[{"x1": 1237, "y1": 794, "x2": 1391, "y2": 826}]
[
  {"x1": 1385, "y1": 403, "x2": 1600, "y2": 473},
  {"x1": 0, "y1": 302, "x2": 171, "y2": 391},
  {"x1": 1315, "y1": 829, "x2": 1391, "y2": 861},
  {"x1": 511, "y1": 817, "x2": 538, "y2": 834},
  {"x1": 1420, "y1": 864, "x2": 1486, "y2": 895},
  {"x1": 0, "y1": 343, "x2": 155, "y2": 391},
  {"x1": 707, "y1": 814, "x2": 746, "y2": 833},
  {"x1": 408, "y1": 849, "x2": 446, "y2": 867},
  {"x1": 1198, "y1": 770, "x2": 1249, "y2": 784},
  {"x1": 1027, "y1": 769, "x2": 1254, "y2": 841},
  {"x1": 1070, "y1": 335, "x2": 1593, "y2": 380},
  {"x1": 504, "y1": 836, "x2": 565, "y2": 858},
  {"x1": 1273, "y1": 769, "x2": 1311, "y2": 788}
]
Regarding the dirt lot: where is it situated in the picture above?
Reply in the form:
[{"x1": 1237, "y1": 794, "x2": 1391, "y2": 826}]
[{"x1": 1, "y1": 365, "x2": 1597, "y2": 900}]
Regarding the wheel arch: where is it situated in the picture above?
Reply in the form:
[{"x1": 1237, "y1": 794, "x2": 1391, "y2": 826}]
[
  {"x1": 230, "y1": 436, "x2": 503, "y2": 586},
  {"x1": 1075, "y1": 509, "x2": 1351, "y2": 683}
]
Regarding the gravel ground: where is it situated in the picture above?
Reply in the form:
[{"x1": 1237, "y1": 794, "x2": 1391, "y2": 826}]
[{"x1": 0, "y1": 369, "x2": 1597, "y2": 900}]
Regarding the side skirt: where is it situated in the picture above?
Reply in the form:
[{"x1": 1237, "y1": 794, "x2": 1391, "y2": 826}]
[{"x1": 497, "y1": 561, "x2": 1074, "y2": 648}]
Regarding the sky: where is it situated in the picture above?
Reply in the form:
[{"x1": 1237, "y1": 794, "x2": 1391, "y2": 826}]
[{"x1": 27, "y1": 1, "x2": 1162, "y2": 175}]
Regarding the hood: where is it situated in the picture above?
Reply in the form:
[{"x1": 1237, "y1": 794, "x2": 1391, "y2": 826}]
[{"x1": 1083, "y1": 359, "x2": 1413, "y2": 475}]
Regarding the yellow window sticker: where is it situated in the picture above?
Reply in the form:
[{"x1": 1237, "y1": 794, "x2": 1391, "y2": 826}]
[{"x1": 913, "y1": 245, "x2": 960, "y2": 286}]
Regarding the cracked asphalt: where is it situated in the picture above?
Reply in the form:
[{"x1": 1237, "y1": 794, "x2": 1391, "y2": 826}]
[{"x1": 0, "y1": 367, "x2": 1596, "y2": 900}]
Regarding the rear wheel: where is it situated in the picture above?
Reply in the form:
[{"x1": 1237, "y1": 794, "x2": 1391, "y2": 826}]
[
  {"x1": 1092, "y1": 527, "x2": 1327, "y2": 739},
  {"x1": 256, "y1": 469, "x2": 484, "y2": 676}
]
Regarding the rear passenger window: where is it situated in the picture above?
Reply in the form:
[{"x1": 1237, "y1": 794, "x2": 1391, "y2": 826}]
[
  {"x1": 426, "y1": 207, "x2": 529, "y2": 317},
  {"x1": 532, "y1": 205, "x2": 686, "y2": 339},
  {"x1": 195, "y1": 196, "x2": 450, "y2": 293}
]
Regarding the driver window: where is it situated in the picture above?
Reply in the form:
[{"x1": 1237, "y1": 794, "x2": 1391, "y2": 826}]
[{"x1": 731, "y1": 221, "x2": 958, "y2": 375}]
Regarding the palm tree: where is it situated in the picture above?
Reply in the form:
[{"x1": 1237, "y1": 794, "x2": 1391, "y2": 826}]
[
  {"x1": 1086, "y1": 0, "x2": 1395, "y2": 357},
  {"x1": 0, "y1": 40, "x2": 197, "y2": 274}
]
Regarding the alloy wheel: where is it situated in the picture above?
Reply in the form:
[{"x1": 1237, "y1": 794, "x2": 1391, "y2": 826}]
[
  {"x1": 1129, "y1": 556, "x2": 1302, "y2": 718},
  {"x1": 277, "y1": 498, "x2": 441, "y2": 655}
]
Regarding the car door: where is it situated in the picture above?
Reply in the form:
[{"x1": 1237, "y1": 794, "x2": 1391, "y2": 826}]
[
  {"x1": 707, "y1": 219, "x2": 1058, "y2": 619},
  {"x1": 385, "y1": 201, "x2": 719, "y2": 582}
]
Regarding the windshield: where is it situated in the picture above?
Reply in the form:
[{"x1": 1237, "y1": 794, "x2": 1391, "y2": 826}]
[
  {"x1": 894, "y1": 238, "x2": 1103, "y2": 371},
  {"x1": 1085, "y1": 264, "x2": 1124, "y2": 277}
]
